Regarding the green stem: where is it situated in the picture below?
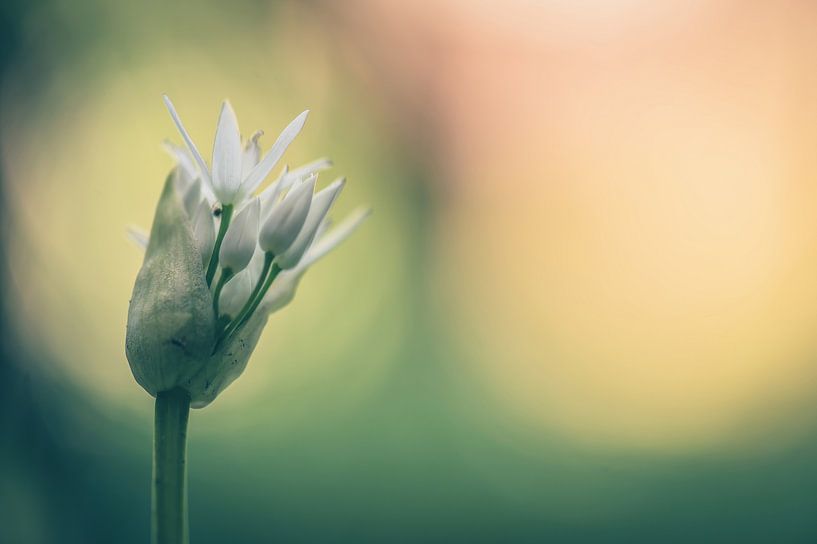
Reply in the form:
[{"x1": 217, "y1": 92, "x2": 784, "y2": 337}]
[
  {"x1": 205, "y1": 204, "x2": 233, "y2": 287},
  {"x1": 152, "y1": 388, "x2": 191, "y2": 544},
  {"x1": 212, "y1": 268, "x2": 234, "y2": 316},
  {"x1": 221, "y1": 252, "x2": 273, "y2": 332},
  {"x1": 216, "y1": 255, "x2": 280, "y2": 350},
  {"x1": 238, "y1": 263, "x2": 281, "y2": 330}
]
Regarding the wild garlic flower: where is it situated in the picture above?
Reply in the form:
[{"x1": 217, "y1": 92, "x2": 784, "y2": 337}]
[{"x1": 125, "y1": 96, "x2": 369, "y2": 408}]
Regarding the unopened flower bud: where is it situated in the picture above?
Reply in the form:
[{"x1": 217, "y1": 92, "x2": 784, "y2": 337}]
[
  {"x1": 276, "y1": 178, "x2": 345, "y2": 270},
  {"x1": 258, "y1": 175, "x2": 315, "y2": 255},
  {"x1": 219, "y1": 198, "x2": 259, "y2": 273}
]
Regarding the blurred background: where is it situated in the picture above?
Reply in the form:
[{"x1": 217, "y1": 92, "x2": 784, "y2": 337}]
[{"x1": 2, "y1": 0, "x2": 817, "y2": 542}]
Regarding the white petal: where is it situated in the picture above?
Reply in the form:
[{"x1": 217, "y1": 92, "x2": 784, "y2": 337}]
[
  {"x1": 257, "y1": 157, "x2": 326, "y2": 219},
  {"x1": 300, "y1": 207, "x2": 371, "y2": 268},
  {"x1": 258, "y1": 165, "x2": 291, "y2": 218},
  {"x1": 286, "y1": 157, "x2": 332, "y2": 181},
  {"x1": 258, "y1": 176, "x2": 315, "y2": 254},
  {"x1": 259, "y1": 269, "x2": 302, "y2": 314},
  {"x1": 314, "y1": 215, "x2": 333, "y2": 240},
  {"x1": 162, "y1": 140, "x2": 198, "y2": 181},
  {"x1": 192, "y1": 200, "x2": 215, "y2": 266},
  {"x1": 211, "y1": 101, "x2": 243, "y2": 204},
  {"x1": 274, "y1": 158, "x2": 330, "y2": 199},
  {"x1": 126, "y1": 225, "x2": 149, "y2": 250},
  {"x1": 260, "y1": 157, "x2": 330, "y2": 211},
  {"x1": 275, "y1": 177, "x2": 345, "y2": 269},
  {"x1": 164, "y1": 140, "x2": 216, "y2": 204},
  {"x1": 241, "y1": 130, "x2": 264, "y2": 179},
  {"x1": 162, "y1": 95, "x2": 213, "y2": 190},
  {"x1": 218, "y1": 268, "x2": 255, "y2": 318},
  {"x1": 246, "y1": 241, "x2": 267, "y2": 278},
  {"x1": 219, "y1": 243, "x2": 270, "y2": 317},
  {"x1": 219, "y1": 197, "x2": 260, "y2": 272},
  {"x1": 239, "y1": 110, "x2": 309, "y2": 197},
  {"x1": 289, "y1": 157, "x2": 334, "y2": 178}
]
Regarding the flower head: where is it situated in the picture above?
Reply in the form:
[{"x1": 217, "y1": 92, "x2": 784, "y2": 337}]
[{"x1": 125, "y1": 96, "x2": 369, "y2": 407}]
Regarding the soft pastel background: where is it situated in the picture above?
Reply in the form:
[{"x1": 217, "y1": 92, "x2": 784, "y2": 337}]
[{"x1": 2, "y1": 0, "x2": 817, "y2": 542}]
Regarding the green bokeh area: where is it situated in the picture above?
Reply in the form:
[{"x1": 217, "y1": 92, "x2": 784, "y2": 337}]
[
  {"x1": 5, "y1": 346, "x2": 817, "y2": 543},
  {"x1": 2, "y1": 1, "x2": 817, "y2": 543}
]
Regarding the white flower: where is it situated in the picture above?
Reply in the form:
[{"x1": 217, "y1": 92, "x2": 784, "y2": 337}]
[
  {"x1": 163, "y1": 95, "x2": 308, "y2": 206},
  {"x1": 126, "y1": 96, "x2": 369, "y2": 408}
]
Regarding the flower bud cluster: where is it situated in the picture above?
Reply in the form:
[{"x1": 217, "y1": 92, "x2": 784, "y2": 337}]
[{"x1": 125, "y1": 97, "x2": 369, "y2": 407}]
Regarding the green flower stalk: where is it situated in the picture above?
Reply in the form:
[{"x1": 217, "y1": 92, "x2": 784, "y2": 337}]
[{"x1": 126, "y1": 96, "x2": 369, "y2": 544}]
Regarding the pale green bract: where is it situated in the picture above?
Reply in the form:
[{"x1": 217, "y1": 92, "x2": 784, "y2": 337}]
[{"x1": 126, "y1": 169, "x2": 270, "y2": 407}]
